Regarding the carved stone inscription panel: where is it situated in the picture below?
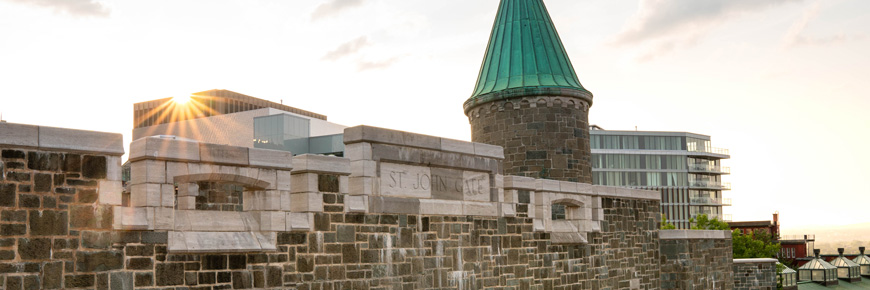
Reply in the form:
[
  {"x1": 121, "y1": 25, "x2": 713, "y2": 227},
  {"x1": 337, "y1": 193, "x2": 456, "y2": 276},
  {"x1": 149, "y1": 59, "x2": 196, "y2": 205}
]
[{"x1": 379, "y1": 162, "x2": 491, "y2": 201}]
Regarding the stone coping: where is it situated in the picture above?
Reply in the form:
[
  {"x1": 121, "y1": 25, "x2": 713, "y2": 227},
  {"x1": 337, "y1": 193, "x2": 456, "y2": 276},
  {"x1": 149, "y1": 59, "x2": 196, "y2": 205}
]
[
  {"x1": 0, "y1": 122, "x2": 124, "y2": 155},
  {"x1": 292, "y1": 154, "x2": 350, "y2": 175},
  {"x1": 168, "y1": 231, "x2": 277, "y2": 253},
  {"x1": 129, "y1": 136, "x2": 292, "y2": 169},
  {"x1": 344, "y1": 125, "x2": 504, "y2": 159},
  {"x1": 660, "y1": 230, "x2": 732, "y2": 240},
  {"x1": 733, "y1": 258, "x2": 778, "y2": 264},
  {"x1": 503, "y1": 176, "x2": 660, "y2": 201}
]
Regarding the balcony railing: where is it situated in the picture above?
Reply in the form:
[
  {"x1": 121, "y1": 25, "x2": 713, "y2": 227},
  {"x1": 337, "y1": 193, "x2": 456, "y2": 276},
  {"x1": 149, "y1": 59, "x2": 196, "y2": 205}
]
[
  {"x1": 723, "y1": 198, "x2": 732, "y2": 206},
  {"x1": 687, "y1": 164, "x2": 731, "y2": 174},
  {"x1": 688, "y1": 147, "x2": 730, "y2": 156},
  {"x1": 689, "y1": 180, "x2": 731, "y2": 190},
  {"x1": 780, "y1": 234, "x2": 815, "y2": 241},
  {"x1": 690, "y1": 197, "x2": 722, "y2": 205}
]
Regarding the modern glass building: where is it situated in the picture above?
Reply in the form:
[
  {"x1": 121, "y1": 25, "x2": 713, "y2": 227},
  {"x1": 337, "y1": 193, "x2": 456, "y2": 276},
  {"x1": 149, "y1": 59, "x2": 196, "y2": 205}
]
[
  {"x1": 589, "y1": 127, "x2": 731, "y2": 229},
  {"x1": 253, "y1": 113, "x2": 344, "y2": 156}
]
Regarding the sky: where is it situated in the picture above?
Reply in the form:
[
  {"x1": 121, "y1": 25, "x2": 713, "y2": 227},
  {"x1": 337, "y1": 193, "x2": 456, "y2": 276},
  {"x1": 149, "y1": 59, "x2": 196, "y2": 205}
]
[{"x1": 1, "y1": 0, "x2": 868, "y2": 233}]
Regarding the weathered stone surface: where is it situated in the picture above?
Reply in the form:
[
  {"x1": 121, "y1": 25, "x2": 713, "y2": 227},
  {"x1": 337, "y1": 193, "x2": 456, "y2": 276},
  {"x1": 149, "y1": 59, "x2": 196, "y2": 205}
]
[
  {"x1": 1, "y1": 224, "x2": 26, "y2": 236},
  {"x1": 82, "y1": 155, "x2": 107, "y2": 179},
  {"x1": 200, "y1": 143, "x2": 249, "y2": 165},
  {"x1": 29, "y1": 210, "x2": 68, "y2": 236},
  {"x1": 33, "y1": 173, "x2": 52, "y2": 192},
  {"x1": 156, "y1": 263, "x2": 185, "y2": 286},
  {"x1": 18, "y1": 238, "x2": 51, "y2": 260},
  {"x1": 0, "y1": 184, "x2": 15, "y2": 207},
  {"x1": 0, "y1": 123, "x2": 38, "y2": 147},
  {"x1": 42, "y1": 261, "x2": 63, "y2": 289},
  {"x1": 76, "y1": 250, "x2": 123, "y2": 272},
  {"x1": 110, "y1": 272, "x2": 134, "y2": 290},
  {"x1": 38, "y1": 126, "x2": 124, "y2": 155}
]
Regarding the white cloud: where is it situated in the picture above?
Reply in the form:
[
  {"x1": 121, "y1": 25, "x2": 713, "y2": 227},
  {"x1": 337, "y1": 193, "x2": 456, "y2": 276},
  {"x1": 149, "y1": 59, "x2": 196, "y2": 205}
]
[
  {"x1": 322, "y1": 36, "x2": 370, "y2": 61},
  {"x1": 782, "y1": 2, "x2": 863, "y2": 48},
  {"x1": 311, "y1": 0, "x2": 363, "y2": 21},
  {"x1": 3, "y1": 0, "x2": 109, "y2": 17},
  {"x1": 612, "y1": 0, "x2": 801, "y2": 61}
]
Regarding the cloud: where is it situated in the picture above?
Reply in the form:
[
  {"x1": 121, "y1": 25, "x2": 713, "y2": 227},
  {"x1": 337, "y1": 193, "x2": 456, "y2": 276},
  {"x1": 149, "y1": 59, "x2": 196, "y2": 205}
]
[
  {"x1": 612, "y1": 0, "x2": 800, "y2": 61},
  {"x1": 4, "y1": 0, "x2": 109, "y2": 17},
  {"x1": 311, "y1": 0, "x2": 363, "y2": 21},
  {"x1": 322, "y1": 36, "x2": 370, "y2": 61},
  {"x1": 356, "y1": 57, "x2": 400, "y2": 71},
  {"x1": 782, "y1": 2, "x2": 864, "y2": 48}
]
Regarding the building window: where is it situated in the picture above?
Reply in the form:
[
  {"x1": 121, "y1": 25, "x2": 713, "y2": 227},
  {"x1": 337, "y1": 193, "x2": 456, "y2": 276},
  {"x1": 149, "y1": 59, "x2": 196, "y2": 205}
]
[{"x1": 552, "y1": 204, "x2": 566, "y2": 220}]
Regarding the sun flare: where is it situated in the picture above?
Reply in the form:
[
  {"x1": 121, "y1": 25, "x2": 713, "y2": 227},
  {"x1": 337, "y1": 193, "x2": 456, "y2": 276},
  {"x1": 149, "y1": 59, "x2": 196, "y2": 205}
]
[{"x1": 172, "y1": 95, "x2": 191, "y2": 104}]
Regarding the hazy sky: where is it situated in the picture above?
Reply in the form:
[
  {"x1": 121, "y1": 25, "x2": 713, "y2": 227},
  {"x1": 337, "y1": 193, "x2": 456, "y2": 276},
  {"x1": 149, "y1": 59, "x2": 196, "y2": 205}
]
[{"x1": 1, "y1": 0, "x2": 868, "y2": 232}]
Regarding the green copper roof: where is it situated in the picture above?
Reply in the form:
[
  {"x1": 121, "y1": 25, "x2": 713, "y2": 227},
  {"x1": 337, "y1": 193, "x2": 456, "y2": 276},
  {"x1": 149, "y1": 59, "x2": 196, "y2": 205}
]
[{"x1": 465, "y1": 0, "x2": 592, "y2": 112}]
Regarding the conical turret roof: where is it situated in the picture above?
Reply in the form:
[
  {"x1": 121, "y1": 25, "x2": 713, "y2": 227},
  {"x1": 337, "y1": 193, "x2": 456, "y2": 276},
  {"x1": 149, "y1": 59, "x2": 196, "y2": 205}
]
[{"x1": 465, "y1": 0, "x2": 592, "y2": 112}]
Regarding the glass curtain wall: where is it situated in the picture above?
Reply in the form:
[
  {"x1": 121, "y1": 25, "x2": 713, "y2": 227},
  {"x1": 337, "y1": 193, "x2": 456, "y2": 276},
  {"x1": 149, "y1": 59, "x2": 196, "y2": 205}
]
[{"x1": 591, "y1": 135, "x2": 685, "y2": 150}]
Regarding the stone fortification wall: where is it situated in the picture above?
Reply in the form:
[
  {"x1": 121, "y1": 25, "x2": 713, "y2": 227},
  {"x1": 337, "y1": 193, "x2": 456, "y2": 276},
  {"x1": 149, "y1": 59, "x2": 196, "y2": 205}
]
[
  {"x1": 466, "y1": 96, "x2": 592, "y2": 183},
  {"x1": 1, "y1": 123, "x2": 661, "y2": 289},
  {"x1": 0, "y1": 123, "x2": 125, "y2": 289},
  {"x1": 732, "y1": 259, "x2": 777, "y2": 290},
  {"x1": 659, "y1": 230, "x2": 734, "y2": 289}
]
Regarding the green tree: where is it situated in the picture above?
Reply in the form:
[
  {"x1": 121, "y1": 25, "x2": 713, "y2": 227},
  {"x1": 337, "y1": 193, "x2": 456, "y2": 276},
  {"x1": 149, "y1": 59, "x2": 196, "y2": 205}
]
[
  {"x1": 690, "y1": 214, "x2": 731, "y2": 230},
  {"x1": 660, "y1": 215, "x2": 676, "y2": 230},
  {"x1": 732, "y1": 229, "x2": 781, "y2": 259}
]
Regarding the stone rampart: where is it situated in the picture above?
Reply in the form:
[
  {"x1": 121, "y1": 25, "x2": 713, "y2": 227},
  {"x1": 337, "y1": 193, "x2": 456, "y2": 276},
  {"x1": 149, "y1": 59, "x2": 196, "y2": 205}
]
[
  {"x1": 1, "y1": 123, "x2": 662, "y2": 289},
  {"x1": 733, "y1": 258, "x2": 777, "y2": 290},
  {"x1": 660, "y1": 230, "x2": 734, "y2": 289}
]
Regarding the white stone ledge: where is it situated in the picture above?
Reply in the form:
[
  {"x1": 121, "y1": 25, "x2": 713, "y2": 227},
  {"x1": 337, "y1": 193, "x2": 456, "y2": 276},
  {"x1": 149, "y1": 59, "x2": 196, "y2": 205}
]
[
  {"x1": 292, "y1": 154, "x2": 351, "y2": 175},
  {"x1": 0, "y1": 122, "x2": 124, "y2": 155},
  {"x1": 660, "y1": 230, "x2": 732, "y2": 240},
  {"x1": 343, "y1": 125, "x2": 504, "y2": 159},
  {"x1": 168, "y1": 231, "x2": 277, "y2": 253},
  {"x1": 129, "y1": 136, "x2": 293, "y2": 169},
  {"x1": 733, "y1": 258, "x2": 778, "y2": 264},
  {"x1": 593, "y1": 185, "x2": 660, "y2": 201}
]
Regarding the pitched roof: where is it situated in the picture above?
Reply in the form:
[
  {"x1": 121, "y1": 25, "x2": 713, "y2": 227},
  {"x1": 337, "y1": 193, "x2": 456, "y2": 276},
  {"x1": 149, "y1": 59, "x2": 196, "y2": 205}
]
[{"x1": 464, "y1": 0, "x2": 592, "y2": 112}]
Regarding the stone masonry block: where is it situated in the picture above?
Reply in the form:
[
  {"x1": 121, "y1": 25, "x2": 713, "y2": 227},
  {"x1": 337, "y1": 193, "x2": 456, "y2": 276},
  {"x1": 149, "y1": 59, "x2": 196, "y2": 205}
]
[
  {"x1": 176, "y1": 183, "x2": 199, "y2": 197},
  {"x1": 501, "y1": 203, "x2": 516, "y2": 217},
  {"x1": 114, "y1": 206, "x2": 150, "y2": 230},
  {"x1": 292, "y1": 154, "x2": 350, "y2": 175},
  {"x1": 290, "y1": 173, "x2": 317, "y2": 194},
  {"x1": 503, "y1": 176, "x2": 536, "y2": 190},
  {"x1": 152, "y1": 207, "x2": 174, "y2": 230},
  {"x1": 440, "y1": 138, "x2": 475, "y2": 155},
  {"x1": 286, "y1": 212, "x2": 313, "y2": 231},
  {"x1": 276, "y1": 170, "x2": 292, "y2": 191},
  {"x1": 344, "y1": 195, "x2": 367, "y2": 213},
  {"x1": 160, "y1": 184, "x2": 175, "y2": 208},
  {"x1": 348, "y1": 176, "x2": 374, "y2": 196},
  {"x1": 290, "y1": 193, "x2": 322, "y2": 213},
  {"x1": 249, "y1": 148, "x2": 293, "y2": 169},
  {"x1": 473, "y1": 142, "x2": 504, "y2": 159},
  {"x1": 368, "y1": 196, "x2": 419, "y2": 215},
  {"x1": 129, "y1": 137, "x2": 200, "y2": 162},
  {"x1": 350, "y1": 160, "x2": 377, "y2": 177},
  {"x1": 130, "y1": 184, "x2": 161, "y2": 207},
  {"x1": 343, "y1": 125, "x2": 404, "y2": 146},
  {"x1": 106, "y1": 156, "x2": 122, "y2": 181},
  {"x1": 98, "y1": 180, "x2": 122, "y2": 205},
  {"x1": 39, "y1": 125, "x2": 124, "y2": 155},
  {"x1": 130, "y1": 160, "x2": 165, "y2": 185},
  {"x1": 463, "y1": 201, "x2": 498, "y2": 217},
  {"x1": 402, "y1": 131, "x2": 441, "y2": 150},
  {"x1": 177, "y1": 196, "x2": 196, "y2": 210},
  {"x1": 165, "y1": 162, "x2": 189, "y2": 183},
  {"x1": 0, "y1": 122, "x2": 38, "y2": 147},
  {"x1": 256, "y1": 211, "x2": 286, "y2": 232},
  {"x1": 419, "y1": 199, "x2": 462, "y2": 216},
  {"x1": 344, "y1": 142, "x2": 372, "y2": 161},
  {"x1": 536, "y1": 179, "x2": 560, "y2": 192},
  {"x1": 339, "y1": 175, "x2": 349, "y2": 194},
  {"x1": 199, "y1": 143, "x2": 248, "y2": 166},
  {"x1": 259, "y1": 168, "x2": 278, "y2": 190}
]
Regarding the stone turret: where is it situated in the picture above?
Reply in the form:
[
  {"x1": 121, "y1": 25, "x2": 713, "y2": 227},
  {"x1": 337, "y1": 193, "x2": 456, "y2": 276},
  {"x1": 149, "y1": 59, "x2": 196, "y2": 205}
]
[{"x1": 465, "y1": 0, "x2": 593, "y2": 182}]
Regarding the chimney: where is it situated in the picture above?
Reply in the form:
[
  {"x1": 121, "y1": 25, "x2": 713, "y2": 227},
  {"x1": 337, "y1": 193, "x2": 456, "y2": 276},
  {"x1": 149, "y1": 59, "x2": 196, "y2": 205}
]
[
  {"x1": 861, "y1": 247, "x2": 866, "y2": 255},
  {"x1": 773, "y1": 212, "x2": 779, "y2": 224},
  {"x1": 815, "y1": 249, "x2": 821, "y2": 258},
  {"x1": 838, "y1": 248, "x2": 845, "y2": 256}
]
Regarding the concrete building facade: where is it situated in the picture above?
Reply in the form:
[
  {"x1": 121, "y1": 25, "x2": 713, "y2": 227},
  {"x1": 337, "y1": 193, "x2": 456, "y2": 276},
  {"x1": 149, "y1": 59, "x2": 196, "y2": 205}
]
[{"x1": 590, "y1": 128, "x2": 731, "y2": 229}]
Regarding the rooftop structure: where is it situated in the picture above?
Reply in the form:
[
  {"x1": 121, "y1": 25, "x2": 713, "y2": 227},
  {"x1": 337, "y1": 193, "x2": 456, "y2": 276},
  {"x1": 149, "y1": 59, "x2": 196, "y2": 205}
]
[
  {"x1": 465, "y1": 0, "x2": 595, "y2": 182},
  {"x1": 133, "y1": 89, "x2": 326, "y2": 129}
]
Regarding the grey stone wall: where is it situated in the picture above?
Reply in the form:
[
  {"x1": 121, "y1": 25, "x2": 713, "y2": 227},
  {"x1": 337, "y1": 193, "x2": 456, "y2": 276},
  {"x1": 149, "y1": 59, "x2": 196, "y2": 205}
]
[
  {"x1": 466, "y1": 96, "x2": 592, "y2": 183},
  {"x1": 732, "y1": 259, "x2": 777, "y2": 290},
  {"x1": 659, "y1": 230, "x2": 734, "y2": 290}
]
